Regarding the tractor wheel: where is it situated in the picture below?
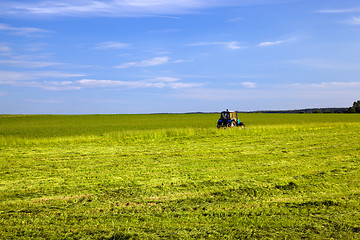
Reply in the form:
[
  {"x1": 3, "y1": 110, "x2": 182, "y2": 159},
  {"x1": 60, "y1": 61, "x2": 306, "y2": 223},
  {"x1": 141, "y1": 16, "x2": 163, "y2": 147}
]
[{"x1": 230, "y1": 121, "x2": 237, "y2": 127}]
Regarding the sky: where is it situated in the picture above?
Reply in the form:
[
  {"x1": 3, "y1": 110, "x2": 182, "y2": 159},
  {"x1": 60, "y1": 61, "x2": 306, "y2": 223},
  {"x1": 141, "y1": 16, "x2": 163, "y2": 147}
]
[{"x1": 0, "y1": 0, "x2": 360, "y2": 114}]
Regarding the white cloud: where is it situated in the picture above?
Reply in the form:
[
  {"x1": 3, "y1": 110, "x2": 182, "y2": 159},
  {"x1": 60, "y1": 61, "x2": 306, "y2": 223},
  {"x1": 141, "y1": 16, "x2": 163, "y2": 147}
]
[
  {"x1": 316, "y1": 8, "x2": 360, "y2": 25},
  {"x1": 0, "y1": 43, "x2": 11, "y2": 52},
  {"x1": 228, "y1": 81, "x2": 257, "y2": 88},
  {"x1": 344, "y1": 17, "x2": 360, "y2": 25},
  {"x1": 0, "y1": 71, "x2": 28, "y2": 82},
  {"x1": 258, "y1": 37, "x2": 299, "y2": 47},
  {"x1": 94, "y1": 41, "x2": 130, "y2": 50},
  {"x1": 40, "y1": 81, "x2": 83, "y2": 90},
  {"x1": 77, "y1": 79, "x2": 129, "y2": 88},
  {"x1": 22, "y1": 43, "x2": 49, "y2": 52},
  {"x1": 171, "y1": 59, "x2": 194, "y2": 63},
  {"x1": 227, "y1": 17, "x2": 243, "y2": 23},
  {"x1": 226, "y1": 42, "x2": 243, "y2": 50},
  {"x1": 31, "y1": 71, "x2": 86, "y2": 78},
  {"x1": 241, "y1": 82, "x2": 257, "y2": 88},
  {"x1": 0, "y1": 70, "x2": 85, "y2": 83},
  {"x1": 0, "y1": 23, "x2": 48, "y2": 36},
  {"x1": 0, "y1": 59, "x2": 64, "y2": 68},
  {"x1": 290, "y1": 58, "x2": 360, "y2": 70},
  {"x1": 151, "y1": 77, "x2": 179, "y2": 82},
  {"x1": 20, "y1": 79, "x2": 203, "y2": 91},
  {"x1": 145, "y1": 77, "x2": 204, "y2": 89},
  {"x1": 189, "y1": 41, "x2": 243, "y2": 50},
  {"x1": 316, "y1": 8, "x2": 360, "y2": 14},
  {"x1": 258, "y1": 40, "x2": 284, "y2": 47},
  {"x1": 76, "y1": 77, "x2": 203, "y2": 89},
  {"x1": 290, "y1": 59, "x2": 333, "y2": 69},
  {"x1": 147, "y1": 28, "x2": 181, "y2": 34},
  {"x1": 292, "y1": 81, "x2": 360, "y2": 89},
  {"x1": 0, "y1": 70, "x2": 204, "y2": 90},
  {"x1": 0, "y1": 0, "x2": 290, "y2": 17},
  {"x1": 25, "y1": 99, "x2": 61, "y2": 103},
  {"x1": 0, "y1": 71, "x2": 86, "y2": 90},
  {"x1": 115, "y1": 56, "x2": 170, "y2": 69}
]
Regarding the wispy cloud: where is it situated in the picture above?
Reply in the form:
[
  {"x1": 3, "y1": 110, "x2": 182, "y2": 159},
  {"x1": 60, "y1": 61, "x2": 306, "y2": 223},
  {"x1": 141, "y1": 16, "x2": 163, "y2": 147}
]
[
  {"x1": 292, "y1": 81, "x2": 360, "y2": 89},
  {"x1": 290, "y1": 58, "x2": 360, "y2": 70},
  {"x1": 115, "y1": 56, "x2": 170, "y2": 69},
  {"x1": 0, "y1": 71, "x2": 85, "y2": 91},
  {"x1": 258, "y1": 40, "x2": 284, "y2": 47},
  {"x1": 147, "y1": 28, "x2": 181, "y2": 34},
  {"x1": 33, "y1": 81, "x2": 83, "y2": 91},
  {"x1": 94, "y1": 41, "x2": 130, "y2": 50},
  {"x1": 0, "y1": 70, "x2": 85, "y2": 82},
  {"x1": 172, "y1": 59, "x2": 194, "y2": 64},
  {"x1": 0, "y1": 71, "x2": 204, "y2": 90},
  {"x1": 189, "y1": 41, "x2": 243, "y2": 50},
  {"x1": 315, "y1": 8, "x2": 360, "y2": 26},
  {"x1": 229, "y1": 81, "x2": 258, "y2": 88},
  {"x1": 0, "y1": 59, "x2": 65, "y2": 68},
  {"x1": 25, "y1": 99, "x2": 61, "y2": 103},
  {"x1": 0, "y1": 23, "x2": 49, "y2": 36},
  {"x1": 258, "y1": 37, "x2": 299, "y2": 47},
  {"x1": 23, "y1": 43, "x2": 49, "y2": 52},
  {"x1": 0, "y1": 0, "x2": 292, "y2": 17},
  {"x1": 0, "y1": 43, "x2": 11, "y2": 52},
  {"x1": 77, "y1": 77, "x2": 203, "y2": 89},
  {"x1": 316, "y1": 8, "x2": 360, "y2": 14},
  {"x1": 290, "y1": 59, "x2": 337, "y2": 69},
  {"x1": 0, "y1": 71, "x2": 86, "y2": 90},
  {"x1": 241, "y1": 82, "x2": 257, "y2": 88},
  {"x1": 227, "y1": 17, "x2": 244, "y2": 23},
  {"x1": 343, "y1": 17, "x2": 360, "y2": 25}
]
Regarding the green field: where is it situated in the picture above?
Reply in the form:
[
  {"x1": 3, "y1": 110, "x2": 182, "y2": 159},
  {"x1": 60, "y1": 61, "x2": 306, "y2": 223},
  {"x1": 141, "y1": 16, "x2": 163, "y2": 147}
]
[{"x1": 0, "y1": 114, "x2": 359, "y2": 239}]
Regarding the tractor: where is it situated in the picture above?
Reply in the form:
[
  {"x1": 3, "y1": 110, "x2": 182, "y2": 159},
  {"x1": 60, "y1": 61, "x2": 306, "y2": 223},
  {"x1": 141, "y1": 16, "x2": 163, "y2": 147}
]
[{"x1": 217, "y1": 109, "x2": 245, "y2": 128}]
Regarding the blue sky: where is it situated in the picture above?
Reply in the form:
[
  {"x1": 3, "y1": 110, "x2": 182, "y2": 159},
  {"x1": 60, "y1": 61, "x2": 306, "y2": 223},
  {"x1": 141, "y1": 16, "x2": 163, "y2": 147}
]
[{"x1": 0, "y1": 0, "x2": 360, "y2": 114}]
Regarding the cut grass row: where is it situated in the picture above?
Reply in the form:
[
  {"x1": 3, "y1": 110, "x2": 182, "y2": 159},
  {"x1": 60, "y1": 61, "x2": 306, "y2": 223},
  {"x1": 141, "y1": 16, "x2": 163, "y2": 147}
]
[
  {"x1": 0, "y1": 114, "x2": 359, "y2": 239},
  {"x1": 1, "y1": 113, "x2": 359, "y2": 138}
]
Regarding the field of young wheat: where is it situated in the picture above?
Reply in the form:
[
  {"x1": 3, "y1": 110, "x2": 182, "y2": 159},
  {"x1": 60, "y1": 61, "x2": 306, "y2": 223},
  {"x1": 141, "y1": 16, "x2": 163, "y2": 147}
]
[{"x1": 0, "y1": 113, "x2": 359, "y2": 239}]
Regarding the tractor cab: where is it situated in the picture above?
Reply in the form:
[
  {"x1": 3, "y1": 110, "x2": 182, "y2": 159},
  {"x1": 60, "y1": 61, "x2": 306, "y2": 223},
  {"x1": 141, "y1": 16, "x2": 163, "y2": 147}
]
[{"x1": 217, "y1": 109, "x2": 245, "y2": 128}]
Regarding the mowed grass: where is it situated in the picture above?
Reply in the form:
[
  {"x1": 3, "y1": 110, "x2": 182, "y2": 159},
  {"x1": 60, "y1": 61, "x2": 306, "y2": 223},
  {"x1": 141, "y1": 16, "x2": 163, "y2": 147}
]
[{"x1": 0, "y1": 113, "x2": 359, "y2": 239}]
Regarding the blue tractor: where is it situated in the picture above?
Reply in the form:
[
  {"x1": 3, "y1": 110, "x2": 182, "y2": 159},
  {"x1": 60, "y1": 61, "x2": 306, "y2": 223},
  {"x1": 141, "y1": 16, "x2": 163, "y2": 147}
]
[{"x1": 217, "y1": 109, "x2": 245, "y2": 128}]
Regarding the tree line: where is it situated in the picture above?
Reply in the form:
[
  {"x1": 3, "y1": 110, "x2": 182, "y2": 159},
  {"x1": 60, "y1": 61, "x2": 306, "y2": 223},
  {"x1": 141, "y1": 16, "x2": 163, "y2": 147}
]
[
  {"x1": 245, "y1": 100, "x2": 360, "y2": 114},
  {"x1": 348, "y1": 100, "x2": 360, "y2": 113}
]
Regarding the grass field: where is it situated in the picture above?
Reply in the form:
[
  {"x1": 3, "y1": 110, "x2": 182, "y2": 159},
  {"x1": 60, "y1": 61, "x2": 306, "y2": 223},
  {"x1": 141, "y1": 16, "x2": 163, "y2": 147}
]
[{"x1": 0, "y1": 113, "x2": 359, "y2": 239}]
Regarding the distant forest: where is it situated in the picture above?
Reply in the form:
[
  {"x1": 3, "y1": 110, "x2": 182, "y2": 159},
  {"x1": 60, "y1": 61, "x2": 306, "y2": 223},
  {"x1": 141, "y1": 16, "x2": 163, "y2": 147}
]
[
  {"x1": 249, "y1": 108, "x2": 348, "y2": 114},
  {"x1": 247, "y1": 100, "x2": 360, "y2": 113},
  {"x1": 247, "y1": 108, "x2": 337, "y2": 114},
  {"x1": 188, "y1": 108, "x2": 349, "y2": 114}
]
